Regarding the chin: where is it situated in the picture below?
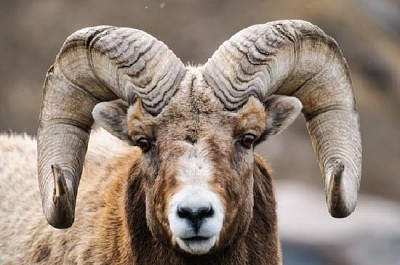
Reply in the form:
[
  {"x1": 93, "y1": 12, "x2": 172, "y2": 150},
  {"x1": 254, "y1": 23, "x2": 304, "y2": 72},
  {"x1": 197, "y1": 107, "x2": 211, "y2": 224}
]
[{"x1": 175, "y1": 236, "x2": 218, "y2": 255}]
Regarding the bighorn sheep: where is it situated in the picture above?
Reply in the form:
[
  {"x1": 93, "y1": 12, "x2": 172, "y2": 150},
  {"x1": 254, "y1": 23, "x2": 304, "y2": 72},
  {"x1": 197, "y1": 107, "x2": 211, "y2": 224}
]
[{"x1": 0, "y1": 20, "x2": 361, "y2": 264}]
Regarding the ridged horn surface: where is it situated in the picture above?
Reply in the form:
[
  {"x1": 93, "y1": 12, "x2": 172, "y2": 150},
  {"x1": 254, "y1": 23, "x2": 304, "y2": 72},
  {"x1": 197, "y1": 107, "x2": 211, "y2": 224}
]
[
  {"x1": 203, "y1": 20, "x2": 361, "y2": 218},
  {"x1": 38, "y1": 26, "x2": 185, "y2": 228}
]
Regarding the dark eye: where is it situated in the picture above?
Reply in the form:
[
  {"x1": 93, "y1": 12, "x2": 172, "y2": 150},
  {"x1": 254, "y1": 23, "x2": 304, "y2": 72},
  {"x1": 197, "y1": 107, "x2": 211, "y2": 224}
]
[
  {"x1": 240, "y1": 134, "x2": 257, "y2": 149},
  {"x1": 136, "y1": 137, "x2": 151, "y2": 153}
]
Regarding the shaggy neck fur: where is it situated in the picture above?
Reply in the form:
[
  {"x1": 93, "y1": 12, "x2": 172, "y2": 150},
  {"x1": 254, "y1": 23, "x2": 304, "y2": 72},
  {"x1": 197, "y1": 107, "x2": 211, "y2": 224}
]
[{"x1": 104, "y1": 155, "x2": 281, "y2": 264}]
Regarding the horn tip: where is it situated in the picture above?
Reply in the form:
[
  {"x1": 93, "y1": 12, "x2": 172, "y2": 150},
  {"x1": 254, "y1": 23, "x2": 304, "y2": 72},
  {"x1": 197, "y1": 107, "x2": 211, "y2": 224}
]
[
  {"x1": 326, "y1": 159, "x2": 357, "y2": 218},
  {"x1": 43, "y1": 164, "x2": 75, "y2": 229}
]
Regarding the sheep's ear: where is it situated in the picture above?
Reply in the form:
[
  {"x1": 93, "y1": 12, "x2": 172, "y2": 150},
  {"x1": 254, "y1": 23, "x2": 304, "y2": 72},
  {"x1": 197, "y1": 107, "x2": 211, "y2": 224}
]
[
  {"x1": 92, "y1": 100, "x2": 131, "y2": 142},
  {"x1": 264, "y1": 96, "x2": 303, "y2": 136}
]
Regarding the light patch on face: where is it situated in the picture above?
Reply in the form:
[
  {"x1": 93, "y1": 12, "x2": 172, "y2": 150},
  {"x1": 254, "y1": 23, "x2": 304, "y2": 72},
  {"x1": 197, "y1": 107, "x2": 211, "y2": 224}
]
[
  {"x1": 167, "y1": 142, "x2": 225, "y2": 255},
  {"x1": 176, "y1": 142, "x2": 212, "y2": 184}
]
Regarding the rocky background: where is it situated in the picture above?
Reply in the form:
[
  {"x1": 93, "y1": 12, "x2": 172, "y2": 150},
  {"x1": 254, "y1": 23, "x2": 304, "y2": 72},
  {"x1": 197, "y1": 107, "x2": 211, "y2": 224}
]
[{"x1": 0, "y1": 0, "x2": 399, "y2": 254}]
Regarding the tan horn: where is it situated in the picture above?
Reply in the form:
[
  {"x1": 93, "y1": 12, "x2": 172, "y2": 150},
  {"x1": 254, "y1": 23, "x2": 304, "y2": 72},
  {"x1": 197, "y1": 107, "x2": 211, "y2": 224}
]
[
  {"x1": 38, "y1": 26, "x2": 185, "y2": 228},
  {"x1": 203, "y1": 20, "x2": 361, "y2": 218}
]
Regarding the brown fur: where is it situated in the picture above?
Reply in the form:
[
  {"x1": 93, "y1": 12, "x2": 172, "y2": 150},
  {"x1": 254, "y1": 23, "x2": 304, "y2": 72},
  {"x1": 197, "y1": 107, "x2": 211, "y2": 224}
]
[{"x1": 0, "y1": 130, "x2": 279, "y2": 264}]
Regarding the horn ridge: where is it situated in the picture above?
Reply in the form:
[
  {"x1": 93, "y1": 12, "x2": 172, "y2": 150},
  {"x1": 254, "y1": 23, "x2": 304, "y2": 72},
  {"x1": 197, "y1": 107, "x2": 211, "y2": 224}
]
[
  {"x1": 38, "y1": 26, "x2": 185, "y2": 228},
  {"x1": 203, "y1": 19, "x2": 362, "y2": 218}
]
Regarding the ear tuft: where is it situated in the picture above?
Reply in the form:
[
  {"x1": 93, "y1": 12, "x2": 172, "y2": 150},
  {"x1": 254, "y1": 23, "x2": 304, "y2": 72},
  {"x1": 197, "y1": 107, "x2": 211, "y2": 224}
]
[
  {"x1": 92, "y1": 100, "x2": 132, "y2": 143},
  {"x1": 264, "y1": 96, "x2": 303, "y2": 136}
]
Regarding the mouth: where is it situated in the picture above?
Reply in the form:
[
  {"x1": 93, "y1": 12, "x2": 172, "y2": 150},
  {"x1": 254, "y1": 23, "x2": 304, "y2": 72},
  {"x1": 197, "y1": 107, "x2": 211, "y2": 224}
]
[
  {"x1": 182, "y1": 236, "x2": 210, "y2": 242},
  {"x1": 175, "y1": 235, "x2": 217, "y2": 255}
]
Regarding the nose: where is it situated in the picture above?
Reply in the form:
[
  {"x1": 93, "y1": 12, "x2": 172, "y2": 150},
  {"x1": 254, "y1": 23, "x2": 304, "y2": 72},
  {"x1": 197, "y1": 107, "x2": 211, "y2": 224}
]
[{"x1": 177, "y1": 205, "x2": 214, "y2": 233}]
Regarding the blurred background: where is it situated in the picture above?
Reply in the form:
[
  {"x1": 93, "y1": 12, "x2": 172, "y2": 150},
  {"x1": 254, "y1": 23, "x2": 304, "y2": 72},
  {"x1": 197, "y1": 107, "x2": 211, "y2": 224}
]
[{"x1": 0, "y1": 0, "x2": 399, "y2": 264}]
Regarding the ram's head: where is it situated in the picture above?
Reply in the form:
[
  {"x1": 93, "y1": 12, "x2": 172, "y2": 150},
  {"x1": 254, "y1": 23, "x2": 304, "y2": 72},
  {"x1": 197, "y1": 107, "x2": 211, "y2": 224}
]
[{"x1": 38, "y1": 21, "x2": 361, "y2": 254}]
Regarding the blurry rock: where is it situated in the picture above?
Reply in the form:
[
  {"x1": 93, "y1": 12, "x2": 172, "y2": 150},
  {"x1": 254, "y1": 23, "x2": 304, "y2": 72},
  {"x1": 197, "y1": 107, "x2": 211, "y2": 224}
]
[{"x1": 277, "y1": 180, "x2": 400, "y2": 265}]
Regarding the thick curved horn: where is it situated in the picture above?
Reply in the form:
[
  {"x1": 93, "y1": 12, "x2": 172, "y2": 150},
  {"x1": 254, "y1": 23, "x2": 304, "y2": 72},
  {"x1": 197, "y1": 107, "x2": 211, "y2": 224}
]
[
  {"x1": 38, "y1": 26, "x2": 185, "y2": 228},
  {"x1": 203, "y1": 20, "x2": 361, "y2": 218}
]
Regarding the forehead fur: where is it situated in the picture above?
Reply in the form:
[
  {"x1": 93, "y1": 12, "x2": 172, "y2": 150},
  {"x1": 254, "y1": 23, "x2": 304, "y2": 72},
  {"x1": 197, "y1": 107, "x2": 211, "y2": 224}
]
[
  {"x1": 126, "y1": 67, "x2": 267, "y2": 140},
  {"x1": 162, "y1": 67, "x2": 226, "y2": 116}
]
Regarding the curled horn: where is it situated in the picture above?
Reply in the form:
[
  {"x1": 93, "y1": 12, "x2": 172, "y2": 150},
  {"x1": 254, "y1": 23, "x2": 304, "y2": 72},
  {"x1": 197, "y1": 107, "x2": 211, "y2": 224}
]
[
  {"x1": 203, "y1": 20, "x2": 361, "y2": 218},
  {"x1": 38, "y1": 26, "x2": 185, "y2": 228}
]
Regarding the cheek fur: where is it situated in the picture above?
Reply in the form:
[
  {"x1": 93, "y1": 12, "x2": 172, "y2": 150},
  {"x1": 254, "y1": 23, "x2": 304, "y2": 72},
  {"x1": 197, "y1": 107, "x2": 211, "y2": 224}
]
[
  {"x1": 209, "y1": 154, "x2": 255, "y2": 246},
  {"x1": 146, "y1": 173, "x2": 181, "y2": 243}
]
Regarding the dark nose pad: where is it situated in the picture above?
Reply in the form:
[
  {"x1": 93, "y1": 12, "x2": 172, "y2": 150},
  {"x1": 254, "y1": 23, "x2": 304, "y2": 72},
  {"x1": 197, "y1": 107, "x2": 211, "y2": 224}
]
[{"x1": 177, "y1": 206, "x2": 214, "y2": 233}]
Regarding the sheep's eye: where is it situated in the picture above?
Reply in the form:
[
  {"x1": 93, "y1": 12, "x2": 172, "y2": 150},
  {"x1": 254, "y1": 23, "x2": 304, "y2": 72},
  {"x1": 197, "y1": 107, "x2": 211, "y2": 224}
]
[
  {"x1": 240, "y1": 134, "x2": 257, "y2": 149},
  {"x1": 136, "y1": 137, "x2": 151, "y2": 152}
]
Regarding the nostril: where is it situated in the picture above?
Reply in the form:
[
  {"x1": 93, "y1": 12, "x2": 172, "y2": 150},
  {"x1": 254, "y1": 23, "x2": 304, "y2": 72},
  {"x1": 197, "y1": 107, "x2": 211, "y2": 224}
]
[
  {"x1": 197, "y1": 206, "x2": 214, "y2": 219},
  {"x1": 177, "y1": 207, "x2": 193, "y2": 219}
]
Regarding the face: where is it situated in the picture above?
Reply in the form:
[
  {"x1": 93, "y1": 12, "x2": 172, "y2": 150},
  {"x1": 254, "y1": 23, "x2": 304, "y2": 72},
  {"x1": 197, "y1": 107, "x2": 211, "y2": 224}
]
[{"x1": 93, "y1": 69, "x2": 302, "y2": 255}]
